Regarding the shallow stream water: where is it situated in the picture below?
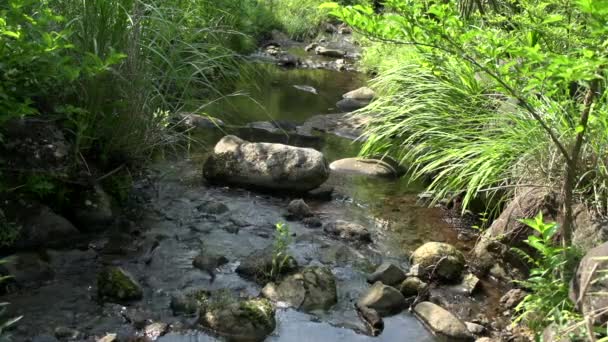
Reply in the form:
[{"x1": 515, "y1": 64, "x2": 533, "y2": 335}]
[{"x1": 3, "y1": 45, "x2": 487, "y2": 342}]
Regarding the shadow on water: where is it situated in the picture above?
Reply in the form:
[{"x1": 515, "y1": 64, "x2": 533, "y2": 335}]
[{"x1": 203, "y1": 62, "x2": 365, "y2": 125}]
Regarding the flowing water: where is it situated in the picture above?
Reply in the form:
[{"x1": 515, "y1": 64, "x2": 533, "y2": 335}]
[{"x1": 2, "y1": 47, "x2": 491, "y2": 342}]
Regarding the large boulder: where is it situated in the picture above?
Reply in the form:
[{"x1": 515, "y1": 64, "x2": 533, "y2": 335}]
[
  {"x1": 472, "y1": 188, "x2": 558, "y2": 273},
  {"x1": 199, "y1": 297, "x2": 275, "y2": 342},
  {"x1": 324, "y1": 220, "x2": 371, "y2": 242},
  {"x1": 15, "y1": 204, "x2": 80, "y2": 248},
  {"x1": 343, "y1": 87, "x2": 375, "y2": 102},
  {"x1": 236, "y1": 247, "x2": 298, "y2": 284},
  {"x1": 330, "y1": 158, "x2": 400, "y2": 177},
  {"x1": 97, "y1": 267, "x2": 143, "y2": 303},
  {"x1": 357, "y1": 282, "x2": 406, "y2": 316},
  {"x1": 414, "y1": 302, "x2": 473, "y2": 341},
  {"x1": 314, "y1": 46, "x2": 346, "y2": 58},
  {"x1": 411, "y1": 242, "x2": 465, "y2": 281},
  {"x1": 570, "y1": 241, "x2": 608, "y2": 325},
  {"x1": 262, "y1": 266, "x2": 337, "y2": 311},
  {"x1": 203, "y1": 135, "x2": 330, "y2": 192},
  {"x1": 572, "y1": 203, "x2": 608, "y2": 251}
]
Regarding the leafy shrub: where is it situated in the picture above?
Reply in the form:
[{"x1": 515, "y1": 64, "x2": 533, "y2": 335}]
[
  {"x1": 512, "y1": 213, "x2": 577, "y2": 332},
  {"x1": 0, "y1": 0, "x2": 77, "y2": 123}
]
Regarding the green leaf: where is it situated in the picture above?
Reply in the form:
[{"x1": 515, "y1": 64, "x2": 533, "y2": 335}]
[{"x1": 1, "y1": 30, "x2": 20, "y2": 39}]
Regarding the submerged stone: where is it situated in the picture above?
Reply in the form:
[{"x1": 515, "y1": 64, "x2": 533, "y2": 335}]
[
  {"x1": 97, "y1": 267, "x2": 143, "y2": 303},
  {"x1": 357, "y1": 282, "x2": 406, "y2": 316},
  {"x1": 199, "y1": 297, "x2": 276, "y2": 342},
  {"x1": 262, "y1": 266, "x2": 337, "y2": 311}
]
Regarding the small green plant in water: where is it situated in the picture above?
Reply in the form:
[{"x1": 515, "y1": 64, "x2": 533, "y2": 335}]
[
  {"x1": 269, "y1": 222, "x2": 293, "y2": 281},
  {"x1": 512, "y1": 213, "x2": 580, "y2": 335}
]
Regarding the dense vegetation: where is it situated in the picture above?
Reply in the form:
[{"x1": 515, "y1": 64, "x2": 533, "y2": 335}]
[{"x1": 325, "y1": 0, "x2": 608, "y2": 338}]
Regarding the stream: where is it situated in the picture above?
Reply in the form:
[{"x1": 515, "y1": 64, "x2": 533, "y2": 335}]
[{"x1": 3, "y1": 37, "x2": 496, "y2": 342}]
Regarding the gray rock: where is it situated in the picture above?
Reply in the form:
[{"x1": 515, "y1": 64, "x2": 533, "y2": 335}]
[
  {"x1": 297, "y1": 113, "x2": 368, "y2": 140},
  {"x1": 97, "y1": 267, "x2": 143, "y2": 303},
  {"x1": 302, "y1": 216, "x2": 322, "y2": 228},
  {"x1": 196, "y1": 200, "x2": 229, "y2": 215},
  {"x1": 236, "y1": 247, "x2": 298, "y2": 284},
  {"x1": 324, "y1": 220, "x2": 371, "y2": 242},
  {"x1": 336, "y1": 98, "x2": 369, "y2": 112},
  {"x1": 454, "y1": 272, "x2": 480, "y2": 295},
  {"x1": 570, "y1": 241, "x2": 608, "y2": 325},
  {"x1": 143, "y1": 322, "x2": 168, "y2": 340},
  {"x1": 192, "y1": 252, "x2": 229, "y2": 280},
  {"x1": 414, "y1": 302, "x2": 473, "y2": 341},
  {"x1": 572, "y1": 203, "x2": 608, "y2": 251},
  {"x1": 96, "y1": 334, "x2": 117, "y2": 342},
  {"x1": 262, "y1": 266, "x2": 337, "y2": 311},
  {"x1": 356, "y1": 303, "x2": 384, "y2": 336},
  {"x1": 203, "y1": 135, "x2": 330, "y2": 192},
  {"x1": 315, "y1": 46, "x2": 346, "y2": 58},
  {"x1": 357, "y1": 282, "x2": 406, "y2": 316},
  {"x1": 399, "y1": 277, "x2": 428, "y2": 297},
  {"x1": 472, "y1": 188, "x2": 558, "y2": 273},
  {"x1": 17, "y1": 204, "x2": 79, "y2": 248},
  {"x1": 287, "y1": 199, "x2": 313, "y2": 219},
  {"x1": 465, "y1": 322, "x2": 485, "y2": 335},
  {"x1": 367, "y1": 262, "x2": 407, "y2": 286},
  {"x1": 343, "y1": 87, "x2": 375, "y2": 102},
  {"x1": 199, "y1": 297, "x2": 275, "y2": 342},
  {"x1": 411, "y1": 242, "x2": 465, "y2": 281},
  {"x1": 500, "y1": 288, "x2": 527, "y2": 310},
  {"x1": 330, "y1": 158, "x2": 399, "y2": 177},
  {"x1": 73, "y1": 184, "x2": 113, "y2": 231}
]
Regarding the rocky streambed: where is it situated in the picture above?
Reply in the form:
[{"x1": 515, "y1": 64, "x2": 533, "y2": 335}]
[{"x1": 1, "y1": 31, "x2": 515, "y2": 342}]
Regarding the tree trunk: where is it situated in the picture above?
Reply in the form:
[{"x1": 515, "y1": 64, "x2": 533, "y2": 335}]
[{"x1": 561, "y1": 81, "x2": 598, "y2": 248}]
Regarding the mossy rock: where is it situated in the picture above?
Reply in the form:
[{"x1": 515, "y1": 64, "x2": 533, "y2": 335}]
[
  {"x1": 97, "y1": 267, "x2": 143, "y2": 303},
  {"x1": 411, "y1": 242, "x2": 465, "y2": 281},
  {"x1": 199, "y1": 297, "x2": 276, "y2": 342}
]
